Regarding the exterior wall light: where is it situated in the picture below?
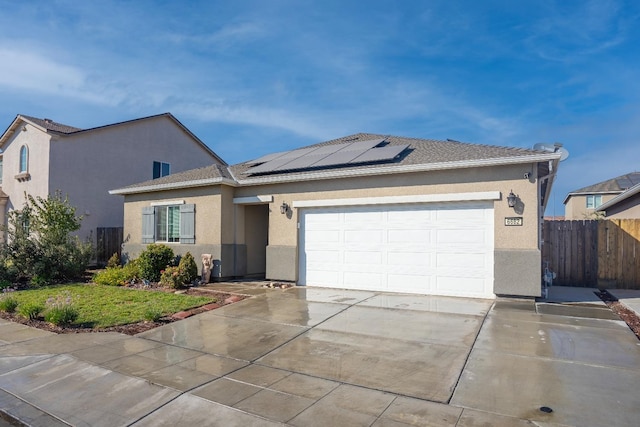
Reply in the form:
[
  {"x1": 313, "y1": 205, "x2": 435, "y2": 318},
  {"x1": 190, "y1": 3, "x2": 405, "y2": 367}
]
[
  {"x1": 280, "y1": 202, "x2": 289, "y2": 215},
  {"x1": 507, "y1": 190, "x2": 517, "y2": 208}
]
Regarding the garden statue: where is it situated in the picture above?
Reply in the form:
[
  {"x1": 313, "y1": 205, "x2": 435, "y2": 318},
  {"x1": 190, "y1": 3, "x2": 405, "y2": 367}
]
[{"x1": 201, "y1": 254, "x2": 212, "y2": 284}]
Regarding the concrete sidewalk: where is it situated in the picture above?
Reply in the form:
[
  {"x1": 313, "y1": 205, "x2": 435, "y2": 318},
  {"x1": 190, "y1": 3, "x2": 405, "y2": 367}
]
[
  {"x1": 2, "y1": 284, "x2": 640, "y2": 426},
  {"x1": 608, "y1": 288, "x2": 640, "y2": 317}
]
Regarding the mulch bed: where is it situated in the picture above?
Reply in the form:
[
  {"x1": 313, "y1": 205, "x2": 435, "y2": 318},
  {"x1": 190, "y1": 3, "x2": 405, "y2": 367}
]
[
  {"x1": 595, "y1": 290, "x2": 640, "y2": 340},
  {"x1": 0, "y1": 287, "x2": 247, "y2": 336}
]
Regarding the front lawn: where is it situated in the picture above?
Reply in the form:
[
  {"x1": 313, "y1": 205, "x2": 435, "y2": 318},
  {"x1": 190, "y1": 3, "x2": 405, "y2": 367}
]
[{"x1": 3, "y1": 283, "x2": 215, "y2": 328}]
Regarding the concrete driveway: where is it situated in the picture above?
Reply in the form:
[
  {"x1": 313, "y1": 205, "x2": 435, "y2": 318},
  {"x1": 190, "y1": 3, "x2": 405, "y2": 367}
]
[{"x1": 1, "y1": 283, "x2": 640, "y2": 426}]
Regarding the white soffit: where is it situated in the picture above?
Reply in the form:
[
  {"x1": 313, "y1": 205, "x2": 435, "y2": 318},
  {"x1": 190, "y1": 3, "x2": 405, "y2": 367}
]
[
  {"x1": 292, "y1": 191, "x2": 501, "y2": 208},
  {"x1": 233, "y1": 195, "x2": 274, "y2": 204}
]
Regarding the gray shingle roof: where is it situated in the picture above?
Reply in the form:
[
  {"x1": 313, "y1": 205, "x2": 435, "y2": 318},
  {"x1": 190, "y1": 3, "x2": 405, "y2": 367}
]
[
  {"x1": 111, "y1": 132, "x2": 559, "y2": 195},
  {"x1": 569, "y1": 172, "x2": 640, "y2": 194},
  {"x1": 19, "y1": 115, "x2": 82, "y2": 134},
  {"x1": 230, "y1": 133, "x2": 545, "y2": 177}
]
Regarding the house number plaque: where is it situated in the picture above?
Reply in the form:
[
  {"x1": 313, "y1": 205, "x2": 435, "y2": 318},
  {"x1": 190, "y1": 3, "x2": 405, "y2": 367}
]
[{"x1": 505, "y1": 217, "x2": 523, "y2": 226}]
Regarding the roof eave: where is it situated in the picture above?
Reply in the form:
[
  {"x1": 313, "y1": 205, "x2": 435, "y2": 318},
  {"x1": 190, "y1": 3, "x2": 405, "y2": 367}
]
[{"x1": 109, "y1": 177, "x2": 237, "y2": 195}]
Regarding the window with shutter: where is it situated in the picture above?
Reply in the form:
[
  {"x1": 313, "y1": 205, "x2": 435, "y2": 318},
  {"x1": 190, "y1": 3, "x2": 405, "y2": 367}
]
[{"x1": 143, "y1": 203, "x2": 194, "y2": 244}]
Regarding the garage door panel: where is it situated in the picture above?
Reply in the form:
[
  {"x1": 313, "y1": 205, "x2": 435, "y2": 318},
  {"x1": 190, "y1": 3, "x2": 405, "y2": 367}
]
[
  {"x1": 344, "y1": 210, "x2": 384, "y2": 223},
  {"x1": 305, "y1": 230, "x2": 341, "y2": 244},
  {"x1": 344, "y1": 271, "x2": 383, "y2": 288},
  {"x1": 299, "y1": 201, "x2": 494, "y2": 298},
  {"x1": 387, "y1": 208, "x2": 433, "y2": 223},
  {"x1": 344, "y1": 250, "x2": 383, "y2": 264},
  {"x1": 387, "y1": 274, "x2": 431, "y2": 292},
  {"x1": 437, "y1": 253, "x2": 486, "y2": 268},
  {"x1": 306, "y1": 211, "x2": 341, "y2": 224},
  {"x1": 306, "y1": 250, "x2": 341, "y2": 263},
  {"x1": 387, "y1": 229, "x2": 432, "y2": 244},
  {"x1": 436, "y1": 229, "x2": 488, "y2": 245},
  {"x1": 345, "y1": 229, "x2": 383, "y2": 244}
]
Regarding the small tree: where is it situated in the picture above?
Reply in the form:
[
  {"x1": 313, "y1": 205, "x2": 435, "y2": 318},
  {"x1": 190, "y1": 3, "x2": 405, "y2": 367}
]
[
  {"x1": 1, "y1": 191, "x2": 93, "y2": 284},
  {"x1": 138, "y1": 244, "x2": 174, "y2": 282},
  {"x1": 179, "y1": 252, "x2": 198, "y2": 284}
]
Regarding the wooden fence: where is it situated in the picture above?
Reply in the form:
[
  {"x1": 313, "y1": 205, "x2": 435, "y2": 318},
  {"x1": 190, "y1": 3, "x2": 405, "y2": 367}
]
[
  {"x1": 542, "y1": 219, "x2": 640, "y2": 289},
  {"x1": 96, "y1": 227, "x2": 123, "y2": 266}
]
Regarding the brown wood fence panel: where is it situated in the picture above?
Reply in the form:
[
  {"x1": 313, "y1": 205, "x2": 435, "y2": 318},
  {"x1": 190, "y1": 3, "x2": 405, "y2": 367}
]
[
  {"x1": 543, "y1": 220, "x2": 598, "y2": 287},
  {"x1": 543, "y1": 220, "x2": 640, "y2": 289},
  {"x1": 96, "y1": 227, "x2": 123, "y2": 266},
  {"x1": 597, "y1": 219, "x2": 640, "y2": 289}
]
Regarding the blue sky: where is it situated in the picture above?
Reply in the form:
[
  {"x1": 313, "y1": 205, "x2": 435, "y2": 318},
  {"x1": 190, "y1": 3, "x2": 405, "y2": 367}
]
[{"x1": 1, "y1": 0, "x2": 638, "y2": 216}]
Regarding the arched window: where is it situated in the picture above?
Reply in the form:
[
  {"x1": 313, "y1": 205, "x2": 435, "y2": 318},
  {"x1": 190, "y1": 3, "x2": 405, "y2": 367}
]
[{"x1": 19, "y1": 145, "x2": 28, "y2": 173}]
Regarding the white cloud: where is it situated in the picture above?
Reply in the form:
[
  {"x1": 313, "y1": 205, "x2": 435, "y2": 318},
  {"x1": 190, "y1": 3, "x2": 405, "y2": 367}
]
[{"x1": 0, "y1": 48, "x2": 84, "y2": 94}]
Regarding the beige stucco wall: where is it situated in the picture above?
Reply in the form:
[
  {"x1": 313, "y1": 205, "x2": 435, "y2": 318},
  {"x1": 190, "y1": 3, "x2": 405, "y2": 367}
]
[
  {"x1": 123, "y1": 186, "x2": 224, "y2": 247},
  {"x1": 47, "y1": 115, "x2": 223, "y2": 242},
  {"x1": 564, "y1": 194, "x2": 618, "y2": 219},
  {"x1": 1, "y1": 122, "x2": 52, "y2": 212}
]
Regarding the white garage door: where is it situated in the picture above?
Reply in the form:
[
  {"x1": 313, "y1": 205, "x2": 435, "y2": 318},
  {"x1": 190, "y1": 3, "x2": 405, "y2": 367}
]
[{"x1": 298, "y1": 201, "x2": 494, "y2": 298}]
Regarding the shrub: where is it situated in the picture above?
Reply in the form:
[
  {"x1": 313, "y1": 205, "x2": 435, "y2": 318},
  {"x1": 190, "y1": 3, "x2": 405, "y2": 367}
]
[
  {"x1": 30, "y1": 274, "x2": 50, "y2": 287},
  {"x1": 18, "y1": 303, "x2": 44, "y2": 320},
  {"x1": 159, "y1": 266, "x2": 186, "y2": 289},
  {"x1": 92, "y1": 260, "x2": 140, "y2": 286},
  {"x1": 44, "y1": 305, "x2": 79, "y2": 326},
  {"x1": 178, "y1": 252, "x2": 198, "y2": 284},
  {"x1": 0, "y1": 191, "x2": 93, "y2": 284},
  {"x1": 106, "y1": 253, "x2": 121, "y2": 269},
  {"x1": 0, "y1": 289, "x2": 18, "y2": 312},
  {"x1": 138, "y1": 244, "x2": 174, "y2": 282},
  {"x1": 93, "y1": 267, "x2": 129, "y2": 286},
  {"x1": 43, "y1": 291, "x2": 79, "y2": 326},
  {"x1": 143, "y1": 306, "x2": 163, "y2": 322}
]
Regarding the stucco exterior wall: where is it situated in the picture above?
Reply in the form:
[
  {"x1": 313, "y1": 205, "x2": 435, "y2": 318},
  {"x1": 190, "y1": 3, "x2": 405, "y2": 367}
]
[
  {"x1": 1, "y1": 122, "x2": 52, "y2": 211},
  {"x1": 48, "y1": 116, "x2": 222, "y2": 242},
  {"x1": 121, "y1": 186, "x2": 243, "y2": 277}
]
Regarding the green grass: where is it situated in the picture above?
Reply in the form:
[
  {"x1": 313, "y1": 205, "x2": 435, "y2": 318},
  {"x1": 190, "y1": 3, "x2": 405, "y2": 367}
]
[{"x1": 10, "y1": 284, "x2": 215, "y2": 328}]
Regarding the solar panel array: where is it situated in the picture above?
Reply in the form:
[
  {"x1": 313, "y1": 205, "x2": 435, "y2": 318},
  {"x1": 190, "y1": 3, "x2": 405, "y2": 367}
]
[{"x1": 244, "y1": 138, "x2": 409, "y2": 175}]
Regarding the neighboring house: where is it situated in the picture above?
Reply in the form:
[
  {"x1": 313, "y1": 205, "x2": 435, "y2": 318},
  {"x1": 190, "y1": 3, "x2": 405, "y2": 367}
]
[
  {"x1": 0, "y1": 113, "x2": 226, "y2": 245},
  {"x1": 595, "y1": 182, "x2": 640, "y2": 219},
  {"x1": 563, "y1": 172, "x2": 640, "y2": 219},
  {"x1": 111, "y1": 133, "x2": 561, "y2": 299}
]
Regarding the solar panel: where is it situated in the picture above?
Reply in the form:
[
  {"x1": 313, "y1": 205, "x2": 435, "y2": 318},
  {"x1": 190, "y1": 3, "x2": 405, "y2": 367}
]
[
  {"x1": 244, "y1": 138, "x2": 400, "y2": 175},
  {"x1": 341, "y1": 138, "x2": 385, "y2": 151},
  {"x1": 245, "y1": 148, "x2": 319, "y2": 173},
  {"x1": 276, "y1": 147, "x2": 319, "y2": 159},
  {"x1": 312, "y1": 147, "x2": 371, "y2": 168},
  {"x1": 349, "y1": 144, "x2": 409, "y2": 164},
  {"x1": 309, "y1": 143, "x2": 351, "y2": 154},
  {"x1": 245, "y1": 150, "x2": 289, "y2": 165},
  {"x1": 275, "y1": 152, "x2": 334, "y2": 170}
]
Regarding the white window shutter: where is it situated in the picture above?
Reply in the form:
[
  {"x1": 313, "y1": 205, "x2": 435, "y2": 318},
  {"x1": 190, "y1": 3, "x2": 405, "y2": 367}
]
[{"x1": 180, "y1": 204, "x2": 195, "y2": 244}]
